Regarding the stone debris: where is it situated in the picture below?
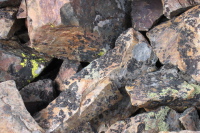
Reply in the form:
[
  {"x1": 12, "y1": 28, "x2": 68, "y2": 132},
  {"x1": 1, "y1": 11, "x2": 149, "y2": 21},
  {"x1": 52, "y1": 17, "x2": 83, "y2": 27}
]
[{"x1": 0, "y1": 80, "x2": 44, "y2": 133}]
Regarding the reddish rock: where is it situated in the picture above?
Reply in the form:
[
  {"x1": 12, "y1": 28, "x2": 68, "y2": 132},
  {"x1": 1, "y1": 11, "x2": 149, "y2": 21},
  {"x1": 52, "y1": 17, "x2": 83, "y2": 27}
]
[
  {"x1": 132, "y1": 0, "x2": 163, "y2": 31},
  {"x1": 0, "y1": 80, "x2": 44, "y2": 133},
  {"x1": 0, "y1": 0, "x2": 21, "y2": 8},
  {"x1": 147, "y1": 5, "x2": 200, "y2": 83},
  {"x1": 21, "y1": 0, "x2": 127, "y2": 61},
  {"x1": 162, "y1": 0, "x2": 200, "y2": 19},
  {"x1": 16, "y1": 0, "x2": 26, "y2": 19},
  {"x1": 33, "y1": 28, "x2": 157, "y2": 132}
]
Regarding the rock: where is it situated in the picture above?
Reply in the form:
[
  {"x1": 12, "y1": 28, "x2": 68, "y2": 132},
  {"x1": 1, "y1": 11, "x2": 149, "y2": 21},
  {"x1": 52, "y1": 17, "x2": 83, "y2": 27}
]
[
  {"x1": 162, "y1": 0, "x2": 200, "y2": 19},
  {"x1": 126, "y1": 65, "x2": 200, "y2": 111},
  {"x1": 132, "y1": 0, "x2": 163, "y2": 31},
  {"x1": 21, "y1": 0, "x2": 128, "y2": 61},
  {"x1": 106, "y1": 106, "x2": 182, "y2": 133},
  {"x1": 179, "y1": 107, "x2": 200, "y2": 130},
  {"x1": 0, "y1": 39, "x2": 51, "y2": 88},
  {"x1": 0, "y1": 80, "x2": 44, "y2": 133},
  {"x1": 0, "y1": 7, "x2": 23, "y2": 39},
  {"x1": 33, "y1": 28, "x2": 157, "y2": 132},
  {"x1": 160, "y1": 131, "x2": 200, "y2": 133},
  {"x1": 55, "y1": 59, "x2": 80, "y2": 91},
  {"x1": 147, "y1": 5, "x2": 200, "y2": 83},
  {"x1": 0, "y1": 0, "x2": 21, "y2": 8},
  {"x1": 16, "y1": 0, "x2": 26, "y2": 19},
  {"x1": 20, "y1": 79, "x2": 55, "y2": 115}
]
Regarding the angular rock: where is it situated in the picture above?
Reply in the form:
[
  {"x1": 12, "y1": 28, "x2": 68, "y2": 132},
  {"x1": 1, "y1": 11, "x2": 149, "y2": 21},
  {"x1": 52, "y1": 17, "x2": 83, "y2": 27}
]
[
  {"x1": 132, "y1": 0, "x2": 163, "y2": 31},
  {"x1": 126, "y1": 65, "x2": 200, "y2": 111},
  {"x1": 0, "y1": 39, "x2": 51, "y2": 88},
  {"x1": 33, "y1": 28, "x2": 157, "y2": 132},
  {"x1": 16, "y1": 0, "x2": 26, "y2": 19},
  {"x1": 0, "y1": 80, "x2": 44, "y2": 133},
  {"x1": 0, "y1": 7, "x2": 23, "y2": 39},
  {"x1": 106, "y1": 106, "x2": 182, "y2": 133},
  {"x1": 55, "y1": 59, "x2": 80, "y2": 91},
  {"x1": 20, "y1": 79, "x2": 55, "y2": 115},
  {"x1": 22, "y1": 0, "x2": 128, "y2": 61},
  {"x1": 0, "y1": 0, "x2": 21, "y2": 8},
  {"x1": 147, "y1": 5, "x2": 200, "y2": 83},
  {"x1": 179, "y1": 107, "x2": 200, "y2": 130},
  {"x1": 162, "y1": 0, "x2": 200, "y2": 19}
]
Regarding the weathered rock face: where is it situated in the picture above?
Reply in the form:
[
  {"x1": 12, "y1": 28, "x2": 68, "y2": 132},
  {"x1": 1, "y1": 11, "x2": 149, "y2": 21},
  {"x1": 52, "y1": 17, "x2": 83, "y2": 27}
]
[
  {"x1": 106, "y1": 106, "x2": 182, "y2": 133},
  {"x1": 33, "y1": 28, "x2": 157, "y2": 132},
  {"x1": 19, "y1": 0, "x2": 128, "y2": 61},
  {"x1": 0, "y1": 80, "x2": 44, "y2": 133},
  {"x1": 0, "y1": 0, "x2": 21, "y2": 8},
  {"x1": 126, "y1": 65, "x2": 200, "y2": 111},
  {"x1": 20, "y1": 79, "x2": 56, "y2": 115},
  {"x1": 161, "y1": 131, "x2": 200, "y2": 133},
  {"x1": 147, "y1": 5, "x2": 200, "y2": 83},
  {"x1": 132, "y1": 0, "x2": 163, "y2": 31},
  {"x1": 0, "y1": 39, "x2": 51, "y2": 88},
  {"x1": 162, "y1": 0, "x2": 200, "y2": 19}
]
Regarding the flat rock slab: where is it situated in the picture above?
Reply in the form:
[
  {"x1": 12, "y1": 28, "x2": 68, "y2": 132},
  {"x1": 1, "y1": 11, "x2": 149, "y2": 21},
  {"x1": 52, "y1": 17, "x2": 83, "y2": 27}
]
[
  {"x1": 20, "y1": 0, "x2": 128, "y2": 61},
  {"x1": 162, "y1": 0, "x2": 200, "y2": 19},
  {"x1": 147, "y1": 5, "x2": 200, "y2": 82},
  {"x1": 0, "y1": 80, "x2": 44, "y2": 133},
  {"x1": 33, "y1": 28, "x2": 157, "y2": 132},
  {"x1": 132, "y1": 0, "x2": 163, "y2": 31}
]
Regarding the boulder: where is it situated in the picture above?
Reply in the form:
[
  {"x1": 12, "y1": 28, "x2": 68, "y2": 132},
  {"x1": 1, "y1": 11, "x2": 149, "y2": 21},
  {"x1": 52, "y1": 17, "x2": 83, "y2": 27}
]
[
  {"x1": 147, "y1": 5, "x2": 200, "y2": 83},
  {"x1": 0, "y1": 80, "x2": 44, "y2": 133}
]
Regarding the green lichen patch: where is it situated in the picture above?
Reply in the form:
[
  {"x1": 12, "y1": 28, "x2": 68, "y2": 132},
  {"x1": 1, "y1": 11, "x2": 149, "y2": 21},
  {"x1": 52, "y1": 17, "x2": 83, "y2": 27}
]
[{"x1": 180, "y1": 81, "x2": 200, "y2": 97}]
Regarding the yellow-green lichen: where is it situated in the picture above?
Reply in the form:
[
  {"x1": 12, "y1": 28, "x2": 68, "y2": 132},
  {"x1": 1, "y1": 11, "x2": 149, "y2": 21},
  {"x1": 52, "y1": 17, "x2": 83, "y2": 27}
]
[
  {"x1": 181, "y1": 81, "x2": 200, "y2": 97},
  {"x1": 98, "y1": 48, "x2": 106, "y2": 56},
  {"x1": 30, "y1": 60, "x2": 42, "y2": 78},
  {"x1": 20, "y1": 59, "x2": 27, "y2": 67}
]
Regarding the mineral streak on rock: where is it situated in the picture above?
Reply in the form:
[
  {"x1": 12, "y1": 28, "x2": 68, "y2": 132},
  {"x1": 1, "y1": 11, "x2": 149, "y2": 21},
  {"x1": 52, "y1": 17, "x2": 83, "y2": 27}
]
[
  {"x1": 131, "y1": 0, "x2": 163, "y2": 31},
  {"x1": 0, "y1": 80, "x2": 44, "y2": 133},
  {"x1": 162, "y1": 0, "x2": 200, "y2": 19},
  {"x1": 147, "y1": 5, "x2": 200, "y2": 82},
  {"x1": 33, "y1": 28, "x2": 157, "y2": 132}
]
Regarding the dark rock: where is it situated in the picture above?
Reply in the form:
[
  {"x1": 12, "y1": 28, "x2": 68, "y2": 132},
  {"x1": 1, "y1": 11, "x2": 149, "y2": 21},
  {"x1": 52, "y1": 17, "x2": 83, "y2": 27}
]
[
  {"x1": 147, "y1": 5, "x2": 200, "y2": 83},
  {"x1": 132, "y1": 0, "x2": 163, "y2": 31},
  {"x1": 0, "y1": 0, "x2": 22, "y2": 8}
]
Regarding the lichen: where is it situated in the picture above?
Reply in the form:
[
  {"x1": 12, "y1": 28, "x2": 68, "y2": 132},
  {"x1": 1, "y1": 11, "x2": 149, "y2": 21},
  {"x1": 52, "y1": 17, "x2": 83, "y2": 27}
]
[
  {"x1": 181, "y1": 81, "x2": 200, "y2": 97},
  {"x1": 20, "y1": 59, "x2": 27, "y2": 67},
  {"x1": 98, "y1": 48, "x2": 106, "y2": 56},
  {"x1": 30, "y1": 60, "x2": 44, "y2": 78}
]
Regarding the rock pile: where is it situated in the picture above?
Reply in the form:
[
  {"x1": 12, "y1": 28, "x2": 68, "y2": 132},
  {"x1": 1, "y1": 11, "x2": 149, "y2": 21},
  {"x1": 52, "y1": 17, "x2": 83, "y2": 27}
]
[{"x1": 0, "y1": 0, "x2": 200, "y2": 133}]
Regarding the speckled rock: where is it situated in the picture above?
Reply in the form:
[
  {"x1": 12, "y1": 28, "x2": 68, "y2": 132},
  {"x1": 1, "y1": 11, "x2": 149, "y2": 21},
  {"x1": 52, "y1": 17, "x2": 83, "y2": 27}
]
[
  {"x1": 20, "y1": 79, "x2": 55, "y2": 115},
  {"x1": 20, "y1": 0, "x2": 128, "y2": 61},
  {"x1": 132, "y1": 0, "x2": 163, "y2": 31},
  {"x1": 147, "y1": 5, "x2": 200, "y2": 83},
  {"x1": 106, "y1": 106, "x2": 182, "y2": 133},
  {"x1": 179, "y1": 107, "x2": 200, "y2": 130},
  {"x1": 0, "y1": 80, "x2": 44, "y2": 133},
  {"x1": 0, "y1": 39, "x2": 51, "y2": 88},
  {"x1": 55, "y1": 59, "x2": 80, "y2": 91},
  {"x1": 0, "y1": 7, "x2": 23, "y2": 39},
  {"x1": 162, "y1": 0, "x2": 200, "y2": 19},
  {"x1": 126, "y1": 65, "x2": 200, "y2": 111},
  {"x1": 33, "y1": 28, "x2": 157, "y2": 132},
  {"x1": 0, "y1": 0, "x2": 21, "y2": 8},
  {"x1": 160, "y1": 131, "x2": 200, "y2": 133}
]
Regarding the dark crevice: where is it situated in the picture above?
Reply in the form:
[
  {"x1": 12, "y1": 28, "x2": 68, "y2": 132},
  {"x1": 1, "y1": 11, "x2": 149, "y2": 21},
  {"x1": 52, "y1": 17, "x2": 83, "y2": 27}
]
[
  {"x1": 77, "y1": 61, "x2": 90, "y2": 72},
  {"x1": 140, "y1": 31, "x2": 150, "y2": 44},
  {"x1": 155, "y1": 59, "x2": 163, "y2": 70},
  {"x1": 130, "y1": 108, "x2": 146, "y2": 117}
]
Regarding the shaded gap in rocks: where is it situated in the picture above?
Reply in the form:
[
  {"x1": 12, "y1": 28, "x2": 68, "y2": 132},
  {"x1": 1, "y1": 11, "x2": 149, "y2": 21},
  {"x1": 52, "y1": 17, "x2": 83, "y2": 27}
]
[
  {"x1": 25, "y1": 102, "x2": 49, "y2": 116},
  {"x1": 32, "y1": 58, "x2": 63, "y2": 82},
  {"x1": 155, "y1": 59, "x2": 163, "y2": 70},
  {"x1": 130, "y1": 108, "x2": 146, "y2": 117},
  {"x1": 140, "y1": 31, "x2": 150, "y2": 44},
  {"x1": 154, "y1": 15, "x2": 169, "y2": 26},
  {"x1": 77, "y1": 61, "x2": 90, "y2": 72}
]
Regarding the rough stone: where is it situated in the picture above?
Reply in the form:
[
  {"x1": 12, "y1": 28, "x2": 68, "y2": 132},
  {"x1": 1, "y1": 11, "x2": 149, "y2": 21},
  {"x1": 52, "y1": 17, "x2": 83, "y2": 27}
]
[
  {"x1": 0, "y1": 80, "x2": 44, "y2": 133},
  {"x1": 162, "y1": 0, "x2": 200, "y2": 19},
  {"x1": 20, "y1": 79, "x2": 55, "y2": 115},
  {"x1": 0, "y1": 0, "x2": 21, "y2": 8},
  {"x1": 105, "y1": 106, "x2": 182, "y2": 133},
  {"x1": 55, "y1": 59, "x2": 80, "y2": 91},
  {"x1": 132, "y1": 0, "x2": 163, "y2": 31},
  {"x1": 33, "y1": 28, "x2": 157, "y2": 132},
  {"x1": 147, "y1": 5, "x2": 200, "y2": 83},
  {"x1": 160, "y1": 131, "x2": 200, "y2": 133},
  {"x1": 0, "y1": 39, "x2": 51, "y2": 88},
  {"x1": 126, "y1": 65, "x2": 200, "y2": 111}
]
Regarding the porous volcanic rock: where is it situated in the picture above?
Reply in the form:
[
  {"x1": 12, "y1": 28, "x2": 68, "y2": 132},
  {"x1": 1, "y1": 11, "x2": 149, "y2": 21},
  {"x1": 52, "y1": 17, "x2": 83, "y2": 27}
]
[
  {"x1": 162, "y1": 0, "x2": 200, "y2": 19},
  {"x1": 147, "y1": 5, "x2": 200, "y2": 83},
  {"x1": 33, "y1": 28, "x2": 157, "y2": 132},
  {"x1": 19, "y1": 0, "x2": 128, "y2": 61},
  {"x1": 0, "y1": 80, "x2": 44, "y2": 133},
  {"x1": 132, "y1": 0, "x2": 163, "y2": 31}
]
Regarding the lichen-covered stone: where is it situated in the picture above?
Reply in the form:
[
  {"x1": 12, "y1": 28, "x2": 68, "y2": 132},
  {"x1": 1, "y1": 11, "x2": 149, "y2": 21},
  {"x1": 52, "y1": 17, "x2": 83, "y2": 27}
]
[
  {"x1": 106, "y1": 106, "x2": 182, "y2": 133},
  {"x1": 162, "y1": 0, "x2": 200, "y2": 19},
  {"x1": 132, "y1": 0, "x2": 163, "y2": 31},
  {"x1": 20, "y1": 79, "x2": 55, "y2": 115},
  {"x1": 0, "y1": 39, "x2": 51, "y2": 88},
  {"x1": 33, "y1": 28, "x2": 157, "y2": 132},
  {"x1": 21, "y1": 0, "x2": 128, "y2": 61},
  {"x1": 147, "y1": 5, "x2": 200, "y2": 83},
  {"x1": 126, "y1": 65, "x2": 200, "y2": 111},
  {"x1": 0, "y1": 0, "x2": 21, "y2": 8},
  {"x1": 0, "y1": 80, "x2": 44, "y2": 133}
]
